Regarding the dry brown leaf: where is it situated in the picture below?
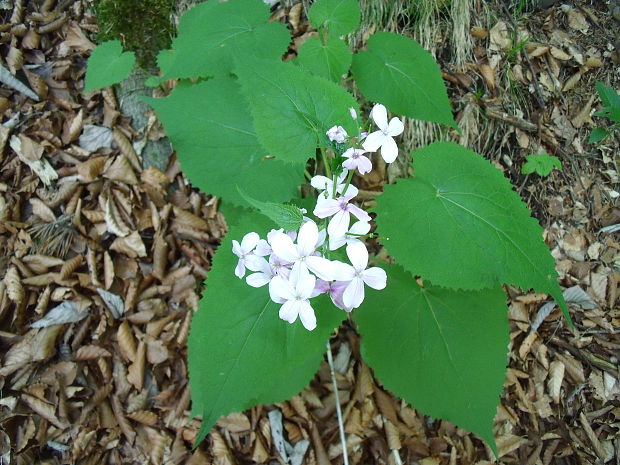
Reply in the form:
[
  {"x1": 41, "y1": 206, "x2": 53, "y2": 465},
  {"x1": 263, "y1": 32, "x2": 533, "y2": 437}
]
[
  {"x1": 4, "y1": 265, "x2": 24, "y2": 304},
  {"x1": 21, "y1": 393, "x2": 67, "y2": 429},
  {"x1": 64, "y1": 20, "x2": 95, "y2": 51},
  {"x1": 126, "y1": 410, "x2": 158, "y2": 426},
  {"x1": 113, "y1": 128, "x2": 141, "y2": 171},
  {"x1": 145, "y1": 337, "x2": 168, "y2": 365},
  {"x1": 104, "y1": 154, "x2": 138, "y2": 185},
  {"x1": 547, "y1": 360, "x2": 565, "y2": 403},
  {"x1": 58, "y1": 254, "x2": 83, "y2": 281},
  {"x1": 110, "y1": 230, "x2": 147, "y2": 258},
  {"x1": 75, "y1": 344, "x2": 111, "y2": 360},
  {"x1": 127, "y1": 340, "x2": 145, "y2": 390},
  {"x1": 104, "y1": 195, "x2": 131, "y2": 237},
  {"x1": 562, "y1": 71, "x2": 581, "y2": 92},
  {"x1": 217, "y1": 412, "x2": 251, "y2": 433}
]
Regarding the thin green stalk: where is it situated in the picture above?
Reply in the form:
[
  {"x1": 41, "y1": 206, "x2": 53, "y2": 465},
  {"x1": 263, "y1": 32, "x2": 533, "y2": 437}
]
[{"x1": 320, "y1": 146, "x2": 332, "y2": 179}]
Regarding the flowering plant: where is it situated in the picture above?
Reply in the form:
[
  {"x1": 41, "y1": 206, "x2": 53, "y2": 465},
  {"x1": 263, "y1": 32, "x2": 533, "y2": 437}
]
[{"x1": 84, "y1": 0, "x2": 573, "y2": 455}]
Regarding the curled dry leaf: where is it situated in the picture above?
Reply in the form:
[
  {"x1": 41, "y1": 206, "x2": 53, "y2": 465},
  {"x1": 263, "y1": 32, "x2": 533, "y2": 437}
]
[
  {"x1": 30, "y1": 197, "x2": 56, "y2": 222},
  {"x1": 79, "y1": 125, "x2": 114, "y2": 152},
  {"x1": 127, "y1": 340, "x2": 145, "y2": 390},
  {"x1": 113, "y1": 128, "x2": 141, "y2": 171},
  {"x1": 64, "y1": 20, "x2": 95, "y2": 52},
  {"x1": 4, "y1": 266, "x2": 24, "y2": 304},
  {"x1": 75, "y1": 344, "x2": 111, "y2": 360},
  {"x1": 126, "y1": 410, "x2": 158, "y2": 426},
  {"x1": 117, "y1": 320, "x2": 136, "y2": 362},
  {"x1": 63, "y1": 109, "x2": 84, "y2": 145},
  {"x1": 58, "y1": 254, "x2": 83, "y2": 281}
]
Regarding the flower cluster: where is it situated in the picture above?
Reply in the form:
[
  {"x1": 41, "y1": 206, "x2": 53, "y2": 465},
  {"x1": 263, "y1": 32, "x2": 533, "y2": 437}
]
[{"x1": 233, "y1": 104, "x2": 404, "y2": 330}]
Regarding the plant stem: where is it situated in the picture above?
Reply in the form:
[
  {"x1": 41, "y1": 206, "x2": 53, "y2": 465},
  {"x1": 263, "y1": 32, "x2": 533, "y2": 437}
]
[
  {"x1": 341, "y1": 169, "x2": 355, "y2": 196},
  {"x1": 320, "y1": 146, "x2": 332, "y2": 179},
  {"x1": 326, "y1": 340, "x2": 349, "y2": 465}
]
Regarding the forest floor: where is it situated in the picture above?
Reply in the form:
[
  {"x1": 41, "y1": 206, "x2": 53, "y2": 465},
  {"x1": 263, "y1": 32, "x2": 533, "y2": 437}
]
[{"x1": 0, "y1": 0, "x2": 618, "y2": 464}]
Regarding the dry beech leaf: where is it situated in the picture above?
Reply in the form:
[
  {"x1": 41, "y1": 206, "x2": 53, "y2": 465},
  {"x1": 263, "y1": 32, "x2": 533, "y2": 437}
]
[
  {"x1": 141, "y1": 166, "x2": 170, "y2": 188},
  {"x1": 104, "y1": 154, "x2": 138, "y2": 185},
  {"x1": 478, "y1": 64, "x2": 495, "y2": 90},
  {"x1": 75, "y1": 344, "x2": 111, "y2": 360},
  {"x1": 146, "y1": 337, "x2": 168, "y2": 365},
  {"x1": 31, "y1": 300, "x2": 90, "y2": 328},
  {"x1": 21, "y1": 28, "x2": 40, "y2": 49},
  {"x1": 547, "y1": 360, "x2": 565, "y2": 403},
  {"x1": 127, "y1": 340, "x2": 145, "y2": 390},
  {"x1": 7, "y1": 45, "x2": 23, "y2": 74},
  {"x1": 4, "y1": 266, "x2": 24, "y2": 304},
  {"x1": 10, "y1": 135, "x2": 58, "y2": 186},
  {"x1": 79, "y1": 125, "x2": 114, "y2": 152},
  {"x1": 23, "y1": 69, "x2": 48, "y2": 99},
  {"x1": 58, "y1": 255, "x2": 83, "y2": 281},
  {"x1": 113, "y1": 128, "x2": 141, "y2": 171},
  {"x1": 97, "y1": 288, "x2": 124, "y2": 319},
  {"x1": 117, "y1": 320, "x2": 136, "y2": 362},
  {"x1": 103, "y1": 251, "x2": 114, "y2": 289},
  {"x1": 64, "y1": 20, "x2": 95, "y2": 51},
  {"x1": 110, "y1": 230, "x2": 147, "y2": 258},
  {"x1": 104, "y1": 196, "x2": 131, "y2": 237},
  {"x1": 172, "y1": 206, "x2": 210, "y2": 230},
  {"x1": 30, "y1": 197, "x2": 56, "y2": 222},
  {"x1": 126, "y1": 410, "x2": 158, "y2": 426},
  {"x1": 111, "y1": 395, "x2": 136, "y2": 444},
  {"x1": 63, "y1": 109, "x2": 84, "y2": 145},
  {"x1": 217, "y1": 412, "x2": 251, "y2": 433},
  {"x1": 21, "y1": 393, "x2": 67, "y2": 429}
]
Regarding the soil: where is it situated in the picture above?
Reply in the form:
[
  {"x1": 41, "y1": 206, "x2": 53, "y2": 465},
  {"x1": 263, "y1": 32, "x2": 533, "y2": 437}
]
[{"x1": 0, "y1": 0, "x2": 618, "y2": 464}]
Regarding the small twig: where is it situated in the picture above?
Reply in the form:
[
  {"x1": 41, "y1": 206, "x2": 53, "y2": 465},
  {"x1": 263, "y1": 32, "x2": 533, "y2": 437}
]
[{"x1": 326, "y1": 340, "x2": 349, "y2": 465}]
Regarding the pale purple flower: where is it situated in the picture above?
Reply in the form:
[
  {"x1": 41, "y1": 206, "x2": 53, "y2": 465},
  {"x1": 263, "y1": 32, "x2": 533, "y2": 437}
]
[
  {"x1": 270, "y1": 220, "x2": 336, "y2": 281},
  {"x1": 270, "y1": 266, "x2": 317, "y2": 330},
  {"x1": 342, "y1": 148, "x2": 372, "y2": 175},
  {"x1": 329, "y1": 221, "x2": 370, "y2": 251},
  {"x1": 313, "y1": 193, "x2": 371, "y2": 239},
  {"x1": 362, "y1": 104, "x2": 404, "y2": 163},
  {"x1": 232, "y1": 232, "x2": 260, "y2": 278},
  {"x1": 349, "y1": 107, "x2": 357, "y2": 120},
  {"x1": 337, "y1": 242, "x2": 387, "y2": 309},
  {"x1": 311, "y1": 170, "x2": 358, "y2": 200},
  {"x1": 326, "y1": 125, "x2": 348, "y2": 143},
  {"x1": 315, "y1": 279, "x2": 351, "y2": 311}
]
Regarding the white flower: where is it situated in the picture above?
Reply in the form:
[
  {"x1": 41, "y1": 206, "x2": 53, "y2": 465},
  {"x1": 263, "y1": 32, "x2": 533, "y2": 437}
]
[
  {"x1": 270, "y1": 266, "x2": 317, "y2": 330},
  {"x1": 349, "y1": 107, "x2": 357, "y2": 120},
  {"x1": 313, "y1": 193, "x2": 371, "y2": 239},
  {"x1": 342, "y1": 148, "x2": 372, "y2": 175},
  {"x1": 362, "y1": 103, "x2": 404, "y2": 163},
  {"x1": 232, "y1": 232, "x2": 260, "y2": 278},
  {"x1": 311, "y1": 170, "x2": 358, "y2": 199},
  {"x1": 329, "y1": 221, "x2": 370, "y2": 250},
  {"x1": 336, "y1": 242, "x2": 387, "y2": 309},
  {"x1": 270, "y1": 220, "x2": 336, "y2": 281},
  {"x1": 326, "y1": 125, "x2": 348, "y2": 143}
]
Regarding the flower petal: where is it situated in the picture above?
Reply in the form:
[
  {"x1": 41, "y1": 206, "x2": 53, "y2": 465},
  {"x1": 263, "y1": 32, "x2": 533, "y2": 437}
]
[
  {"x1": 246, "y1": 272, "x2": 271, "y2": 288},
  {"x1": 362, "y1": 130, "x2": 384, "y2": 152},
  {"x1": 349, "y1": 221, "x2": 371, "y2": 236},
  {"x1": 294, "y1": 267, "x2": 316, "y2": 298},
  {"x1": 346, "y1": 241, "x2": 368, "y2": 271},
  {"x1": 380, "y1": 136, "x2": 399, "y2": 163},
  {"x1": 347, "y1": 204, "x2": 371, "y2": 223},
  {"x1": 271, "y1": 232, "x2": 299, "y2": 263},
  {"x1": 327, "y1": 210, "x2": 350, "y2": 239},
  {"x1": 269, "y1": 279, "x2": 286, "y2": 304},
  {"x1": 235, "y1": 259, "x2": 245, "y2": 279},
  {"x1": 343, "y1": 277, "x2": 365, "y2": 309},
  {"x1": 387, "y1": 117, "x2": 404, "y2": 136},
  {"x1": 313, "y1": 198, "x2": 340, "y2": 218},
  {"x1": 279, "y1": 300, "x2": 300, "y2": 324},
  {"x1": 240, "y1": 232, "x2": 260, "y2": 253},
  {"x1": 298, "y1": 220, "x2": 319, "y2": 256},
  {"x1": 328, "y1": 234, "x2": 346, "y2": 251},
  {"x1": 306, "y1": 256, "x2": 337, "y2": 281},
  {"x1": 362, "y1": 267, "x2": 387, "y2": 290},
  {"x1": 231, "y1": 240, "x2": 243, "y2": 257},
  {"x1": 357, "y1": 155, "x2": 373, "y2": 174},
  {"x1": 270, "y1": 275, "x2": 296, "y2": 301},
  {"x1": 370, "y1": 104, "x2": 388, "y2": 130},
  {"x1": 298, "y1": 300, "x2": 317, "y2": 330}
]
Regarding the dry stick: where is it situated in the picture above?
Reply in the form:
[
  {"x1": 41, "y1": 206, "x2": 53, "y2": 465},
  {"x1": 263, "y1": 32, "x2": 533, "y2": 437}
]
[{"x1": 326, "y1": 340, "x2": 349, "y2": 465}]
